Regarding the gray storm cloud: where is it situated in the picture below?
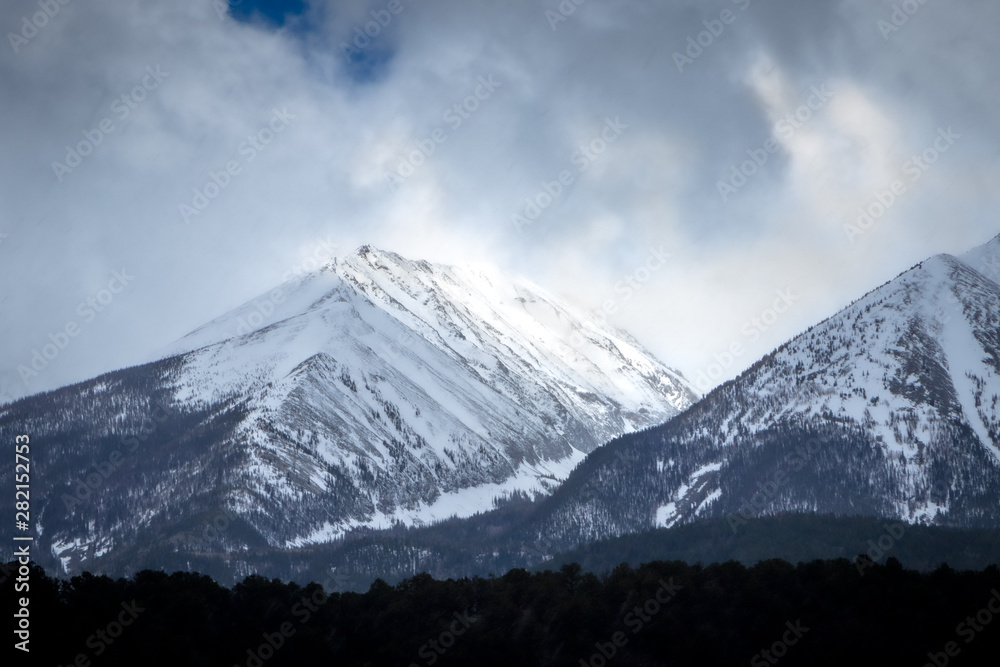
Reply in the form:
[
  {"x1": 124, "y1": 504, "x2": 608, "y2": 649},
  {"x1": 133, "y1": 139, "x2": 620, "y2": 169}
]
[{"x1": 1, "y1": 0, "x2": 998, "y2": 403}]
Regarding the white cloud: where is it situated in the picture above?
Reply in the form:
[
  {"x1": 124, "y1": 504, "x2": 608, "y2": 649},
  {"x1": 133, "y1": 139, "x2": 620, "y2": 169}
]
[{"x1": 1, "y1": 0, "x2": 999, "y2": 402}]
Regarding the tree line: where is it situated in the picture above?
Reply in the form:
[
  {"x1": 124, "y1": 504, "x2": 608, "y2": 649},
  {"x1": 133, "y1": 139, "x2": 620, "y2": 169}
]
[{"x1": 4, "y1": 555, "x2": 1000, "y2": 666}]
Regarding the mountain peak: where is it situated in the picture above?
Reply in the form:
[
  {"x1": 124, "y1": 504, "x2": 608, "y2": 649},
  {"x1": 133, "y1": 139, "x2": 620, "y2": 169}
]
[
  {"x1": 525, "y1": 235, "x2": 1000, "y2": 553},
  {"x1": 93, "y1": 246, "x2": 698, "y2": 556},
  {"x1": 353, "y1": 244, "x2": 401, "y2": 262},
  {"x1": 959, "y1": 232, "x2": 1000, "y2": 285},
  {"x1": 346, "y1": 244, "x2": 422, "y2": 277}
]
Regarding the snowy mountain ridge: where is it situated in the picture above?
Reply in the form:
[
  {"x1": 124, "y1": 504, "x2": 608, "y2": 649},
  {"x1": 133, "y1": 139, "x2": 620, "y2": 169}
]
[
  {"x1": 164, "y1": 246, "x2": 698, "y2": 537},
  {"x1": 520, "y1": 234, "x2": 1000, "y2": 553},
  {"x1": 0, "y1": 245, "x2": 697, "y2": 572}
]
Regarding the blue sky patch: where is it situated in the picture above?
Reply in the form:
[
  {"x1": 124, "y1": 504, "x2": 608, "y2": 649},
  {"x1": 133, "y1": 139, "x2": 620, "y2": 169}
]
[{"x1": 227, "y1": 0, "x2": 307, "y2": 28}]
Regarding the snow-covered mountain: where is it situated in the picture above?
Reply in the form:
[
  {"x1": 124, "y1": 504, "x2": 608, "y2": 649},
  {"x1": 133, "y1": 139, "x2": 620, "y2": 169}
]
[
  {"x1": 523, "y1": 234, "x2": 1000, "y2": 552},
  {"x1": 0, "y1": 245, "x2": 696, "y2": 572}
]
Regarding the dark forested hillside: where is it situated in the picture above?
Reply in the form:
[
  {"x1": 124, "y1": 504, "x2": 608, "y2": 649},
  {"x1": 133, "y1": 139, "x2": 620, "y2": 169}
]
[
  {"x1": 5, "y1": 557, "x2": 1000, "y2": 666},
  {"x1": 52, "y1": 511, "x2": 1000, "y2": 594},
  {"x1": 539, "y1": 514, "x2": 1000, "y2": 575}
]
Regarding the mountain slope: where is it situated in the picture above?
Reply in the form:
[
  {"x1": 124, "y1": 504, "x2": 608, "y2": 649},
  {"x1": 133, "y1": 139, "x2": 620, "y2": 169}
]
[
  {"x1": 521, "y1": 234, "x2": 1000, "y2": 552},
  {"x1": 0, "y1": 246, "x2": 696, "y2": 573}
]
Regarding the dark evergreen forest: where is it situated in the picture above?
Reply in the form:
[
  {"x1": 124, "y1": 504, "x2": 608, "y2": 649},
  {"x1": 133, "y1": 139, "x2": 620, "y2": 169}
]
[{"x1": 5, "y1": 555, "x2": 1000, "y2": 666}]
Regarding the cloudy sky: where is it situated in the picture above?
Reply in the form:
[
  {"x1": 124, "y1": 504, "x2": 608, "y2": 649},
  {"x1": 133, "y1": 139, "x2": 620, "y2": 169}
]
[{"x1": 2, "y1": 0, "x2": 998, "y2": 403}]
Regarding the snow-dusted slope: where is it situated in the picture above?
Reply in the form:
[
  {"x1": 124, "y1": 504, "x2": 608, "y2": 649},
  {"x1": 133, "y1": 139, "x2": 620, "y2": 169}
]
[
  {"x1": 164, "y1": 246, "x2": 695, "y2": 447},
  {"x1": 0, "y1": 245, "x2": 696, "y2": 572},
  {"x1": 167, "y1": 247, "x2": 695, "y2": 539},
  {"x1": 526, "y1": 234, "x2": 1000, "y2": 550}
]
